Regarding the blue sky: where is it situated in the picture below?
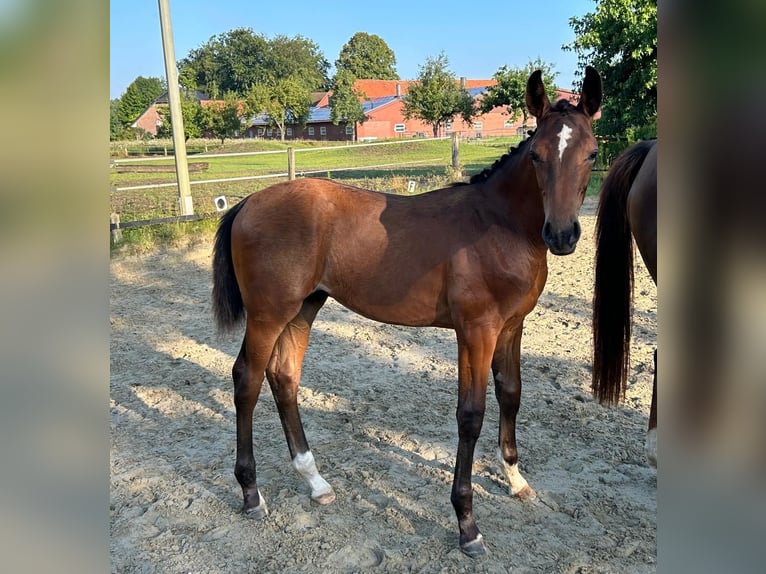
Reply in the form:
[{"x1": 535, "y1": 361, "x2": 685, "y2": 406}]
[{"x1": 110, "y1": 0, "x2": 596, "y2": 99}]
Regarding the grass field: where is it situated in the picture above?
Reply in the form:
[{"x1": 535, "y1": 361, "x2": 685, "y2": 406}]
[{"x1": 110, "y1": 135, "x2": 605, "y2": 254}]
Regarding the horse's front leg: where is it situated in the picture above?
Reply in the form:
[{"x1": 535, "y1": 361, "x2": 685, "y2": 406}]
[
  {"x1": 451, "y1": 325, "x2": 496, "y2": 557},
  {"x1": 492, "y1": 323, "x2": 536, "y2": 500}
]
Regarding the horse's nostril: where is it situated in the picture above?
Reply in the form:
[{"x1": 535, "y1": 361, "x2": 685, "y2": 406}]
[{"x1": 572, "y1": 220, "x2": 581, "y2": 242}]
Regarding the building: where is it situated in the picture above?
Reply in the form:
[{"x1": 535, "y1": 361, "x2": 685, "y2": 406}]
[
  {"x1": 131, "y1": 81, "x2": 593, "y2": 142},
  {"x1": 130, "y1": 89, "x2": 210, "y2": 137},
  {"x1": 244, "y1": 79, "x2": 589, "y2": 142}
]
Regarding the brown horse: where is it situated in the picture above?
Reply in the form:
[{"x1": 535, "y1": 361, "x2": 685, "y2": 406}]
[
  {"x1": 212, "y1": 67, "x2": 602, "y2": 556},
  {"x1": 592, "y1": 139, "x2": 657, "y2": 467}
]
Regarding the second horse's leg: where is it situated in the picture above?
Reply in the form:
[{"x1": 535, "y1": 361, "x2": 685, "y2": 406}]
[{"x1": 646, "y1": 348, "x2": 657, "y2": 468}]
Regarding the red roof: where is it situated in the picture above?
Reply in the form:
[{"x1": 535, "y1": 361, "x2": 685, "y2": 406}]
[{"x1": 352, "y1": 78, "x2": 497, "y2": 100}]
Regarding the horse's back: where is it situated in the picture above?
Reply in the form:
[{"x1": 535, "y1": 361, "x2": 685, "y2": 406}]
[
  {"x1": 228, "y1": 178, "x2": 456, "y2": 325},
  {"x1": 627, "y1": 141, "x2": 657, "y2": 283}
]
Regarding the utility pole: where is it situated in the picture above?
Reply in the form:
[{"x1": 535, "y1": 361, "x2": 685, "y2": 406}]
[{"x1": 157, "y1": 0, "x2": 193, "y2": 215}]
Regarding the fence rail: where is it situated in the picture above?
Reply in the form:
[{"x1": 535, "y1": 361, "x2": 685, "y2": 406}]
[
  {"x1": 112, "y1": 159, "x2": 438, "y2": 192},
  {"x1": 109, "y1": 134, "x2": 509, "y2": 241}
]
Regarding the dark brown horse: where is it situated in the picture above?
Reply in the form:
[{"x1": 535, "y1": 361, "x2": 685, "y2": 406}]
[
  {"x1": 592, "y1": 139, "x2": 657, "y2": 467},
  {"x1": 212, "y1": 67, "x2": 602, "y2": 556}
]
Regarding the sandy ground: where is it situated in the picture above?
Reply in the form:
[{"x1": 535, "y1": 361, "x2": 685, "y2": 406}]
[{"x1": 110, "y1": 196, "x2": 657, "y2": 573}]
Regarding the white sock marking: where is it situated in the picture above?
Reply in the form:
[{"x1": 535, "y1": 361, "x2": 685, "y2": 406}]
[
  {"x1": 557, "y1": 123, "x2": 573, "y2": 162},
  {"x1": 645, "y1": 428, "x2": 657, "y2": 468},
  {"x1": 292, "y1": 451, "x2": 333, "y2": 499},
  {"x1": 498, "y1": 448, "x2": 529, "y2": 495}
]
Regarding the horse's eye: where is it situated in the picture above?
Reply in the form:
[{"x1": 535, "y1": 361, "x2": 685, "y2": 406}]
[
  {"x1": 588, "y1": 149, "x2": 598, "y2": 161},
  {"x1": 529, "y1": 150, "x2": 541, "y2": 163}
]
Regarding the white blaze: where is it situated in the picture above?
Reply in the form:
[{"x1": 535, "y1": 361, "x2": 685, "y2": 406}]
[{"x1": 557, "y1": 124, "x2": 573, "y2": 162}]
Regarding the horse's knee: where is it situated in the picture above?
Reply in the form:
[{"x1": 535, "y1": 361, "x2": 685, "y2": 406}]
[{"x1": 456, "y1": 406, "x2": 485, "y2": 439}]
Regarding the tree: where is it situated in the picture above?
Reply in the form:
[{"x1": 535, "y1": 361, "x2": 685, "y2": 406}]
[
  {"x1": 329, "y1": 69, "x2": 367, "y2": 141},
  {"x1": 179, "y1": 28, "x2": 270, "y2": 96},
  {"x1": 479, "y1": 58, "x2": 558, "y2": 127},
  {"x1": 117, "y1": 76, "x2": 165, "y2": 126},
  {"x1": 564, "y1": 0, "x2": 657, "y2": 140},
  {"x1": 110, "y1": 99, "x2": 125, "y2": 140},
  {"x1": 266, "y1": 35, "x2": 330, "y2": 91},
  {"x1": 196, "y1": 92, "x2": 243, "y2": 143},
  {"x1": 156, "y1": 92, "x2": 203, "y2": 140},
  {"x1": 336, "y1": 32, "x2": 398, "y2": 80},
  {"x1": 401, "y1": 52, "x2": 474, "y2": 138},
  {"x1": 178, "y1": 29, "x2": 330, "y2": 95},
  {"x1": 246, "y1": 77, "x2": 312, "y2": 142}
]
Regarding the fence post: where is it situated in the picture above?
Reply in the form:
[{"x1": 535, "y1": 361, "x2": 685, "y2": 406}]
[
  {"x1": 451, "y1": 132, "x2": 461, "y2": 175},
  {"x1": 287, "y1": 147, "x2": 295, "y2": 180},
  {"x1": 110, "y1": 213, "x2": 122, "y2": 243}
]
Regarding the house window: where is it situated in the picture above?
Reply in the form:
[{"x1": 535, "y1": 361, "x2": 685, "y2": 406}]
[
  {"x1": 445, "y1": 120, "x2": 453, "y2": 132},
  {"x1": 267, "y1": 128, "x2": 272, "y2": 136},
  {"x1": 503, "y1": 119, "x2": 514, "y2": 128},
  {"x1": 286, "y1": 127, "x2": 293, "y2": 137},
  {"x1": 345, "y1": 125, "x2": 354, "y2": 135},
  {"x1": 394, "y1": 123, "x2": 406, "y2": 133},
  {"x1": 472, "y1": 122, "x2": 483, "y2": 130},
  {"x1": 257, "y1": 127, "x2": 264, "y2": 136},
  {"x1": 320, "y1": 126, "x2": 327, "y2": 136},
  {"x1": 308, "y1": 127, "x2": 315, "y2": 136}
]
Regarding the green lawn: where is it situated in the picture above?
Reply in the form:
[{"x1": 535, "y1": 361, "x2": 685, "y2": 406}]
[{"x1": 110, "y1": 135, "x2": 605, "y2": 253}]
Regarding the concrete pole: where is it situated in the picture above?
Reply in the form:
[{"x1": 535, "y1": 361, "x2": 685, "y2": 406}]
[
  {"x1": 157, "y1": 0, "x2": 193, "y2": 215},
  {"x1": 288, "y1": 147, "x2": 295, "y2": 180},
  {"x1": 451, "y1": 132, "x2": 460, "y2": 172}
]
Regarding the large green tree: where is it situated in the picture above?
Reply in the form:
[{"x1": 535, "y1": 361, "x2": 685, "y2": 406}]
[
  {"x1": 479, "y1": 58, "x2": 558, "y2": 128},
  {"x1": 266, "y1": 34, "x2": 331, "y2": 91},
  {"x1": 178, "y1": 28, "x2": 329, "y2": 96},
  {"x1": 329, "y1": 69, "x2": 367, "y2": 140},
  {"x1": 401, "y1": 52, "x2": 475, "y2": 138},
  {"x1": 335, "y1": 32, "x2": 398, "y2": 80},
  {"x1": 117, "y1": 76, "x2": 165, "y2": 126},
  {"x1": 564, "y1": 0, "x2": 657, "y2": 139}
]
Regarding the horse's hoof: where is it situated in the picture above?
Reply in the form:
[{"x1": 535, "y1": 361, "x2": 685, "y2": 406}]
[
  {"x1": 514, "y1": 485, "x2": 537, "y2": 501},
  {"x1": 460, "y1": 534, "x2": 486, "y2": 557},
  {"x1": 244, "y1": 505, "x2": 268, "y2": 520},
  {"x1": 311, "y1": 488, "x2": 336, "y2": 505}
]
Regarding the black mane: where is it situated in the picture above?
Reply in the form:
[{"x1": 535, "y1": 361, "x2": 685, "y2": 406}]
[
  {"x1": 465, "y1": 130, "x2": 535, "y2": 185},
  {"x1": 460, "y1": 99, "x2": 581, "y2": 185}
]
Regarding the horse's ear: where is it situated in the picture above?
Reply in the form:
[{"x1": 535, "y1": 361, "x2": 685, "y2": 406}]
[
  {"x1": 526, "y1": 70, "x2": 550, "y2": 119},
  {"x1": 578, "y1": 65, "x2": 602, "y2": 118}
]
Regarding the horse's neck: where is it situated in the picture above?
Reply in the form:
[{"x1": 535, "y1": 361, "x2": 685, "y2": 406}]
[{"x1": 485, "y1": 157, "x2": 546, "y2": 245}]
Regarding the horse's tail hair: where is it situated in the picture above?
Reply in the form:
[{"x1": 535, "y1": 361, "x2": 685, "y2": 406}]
[
  {"x1": 212, "y1": 197, "x2": 249, "y2": 335},
  {"x1": 592, "y1": 141, "x2": 653, "y2": 406}
]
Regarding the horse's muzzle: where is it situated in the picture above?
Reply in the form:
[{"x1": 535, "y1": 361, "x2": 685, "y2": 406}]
[{"x1": 543, "y1": 219, "x2": 581, "y2": 255}]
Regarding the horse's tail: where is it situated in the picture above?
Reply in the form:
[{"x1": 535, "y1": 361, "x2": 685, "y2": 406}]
[
  {"x1": 592, "y1": 141, "x2": 653, "y2": 405},
  {"x1": 212, "y1": 197, "x2": 249, "y2": 335}
]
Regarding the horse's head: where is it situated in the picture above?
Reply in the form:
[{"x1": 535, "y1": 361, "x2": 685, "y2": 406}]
[{"x1": 526, "y1": 66, "x2": 602, "y2": 255}]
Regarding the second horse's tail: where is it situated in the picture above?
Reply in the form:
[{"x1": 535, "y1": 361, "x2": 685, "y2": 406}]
[{"x1": 592, "y1": 141, "x2": 654, "y2": 405}]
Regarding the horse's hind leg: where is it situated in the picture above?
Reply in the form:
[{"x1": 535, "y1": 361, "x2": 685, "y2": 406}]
[
  {"x1": 646, "y1": 348, "x2": 658, "y2": 468},
  {"x1": 492, "y1": 324, "x2": 536, "y2": 500},
  {"x1": 233, "y1": 316, "x2": 296, "y2": 519},
  {"x1": 266, "y1": 291, "x2": 335, "y2": 505}
]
